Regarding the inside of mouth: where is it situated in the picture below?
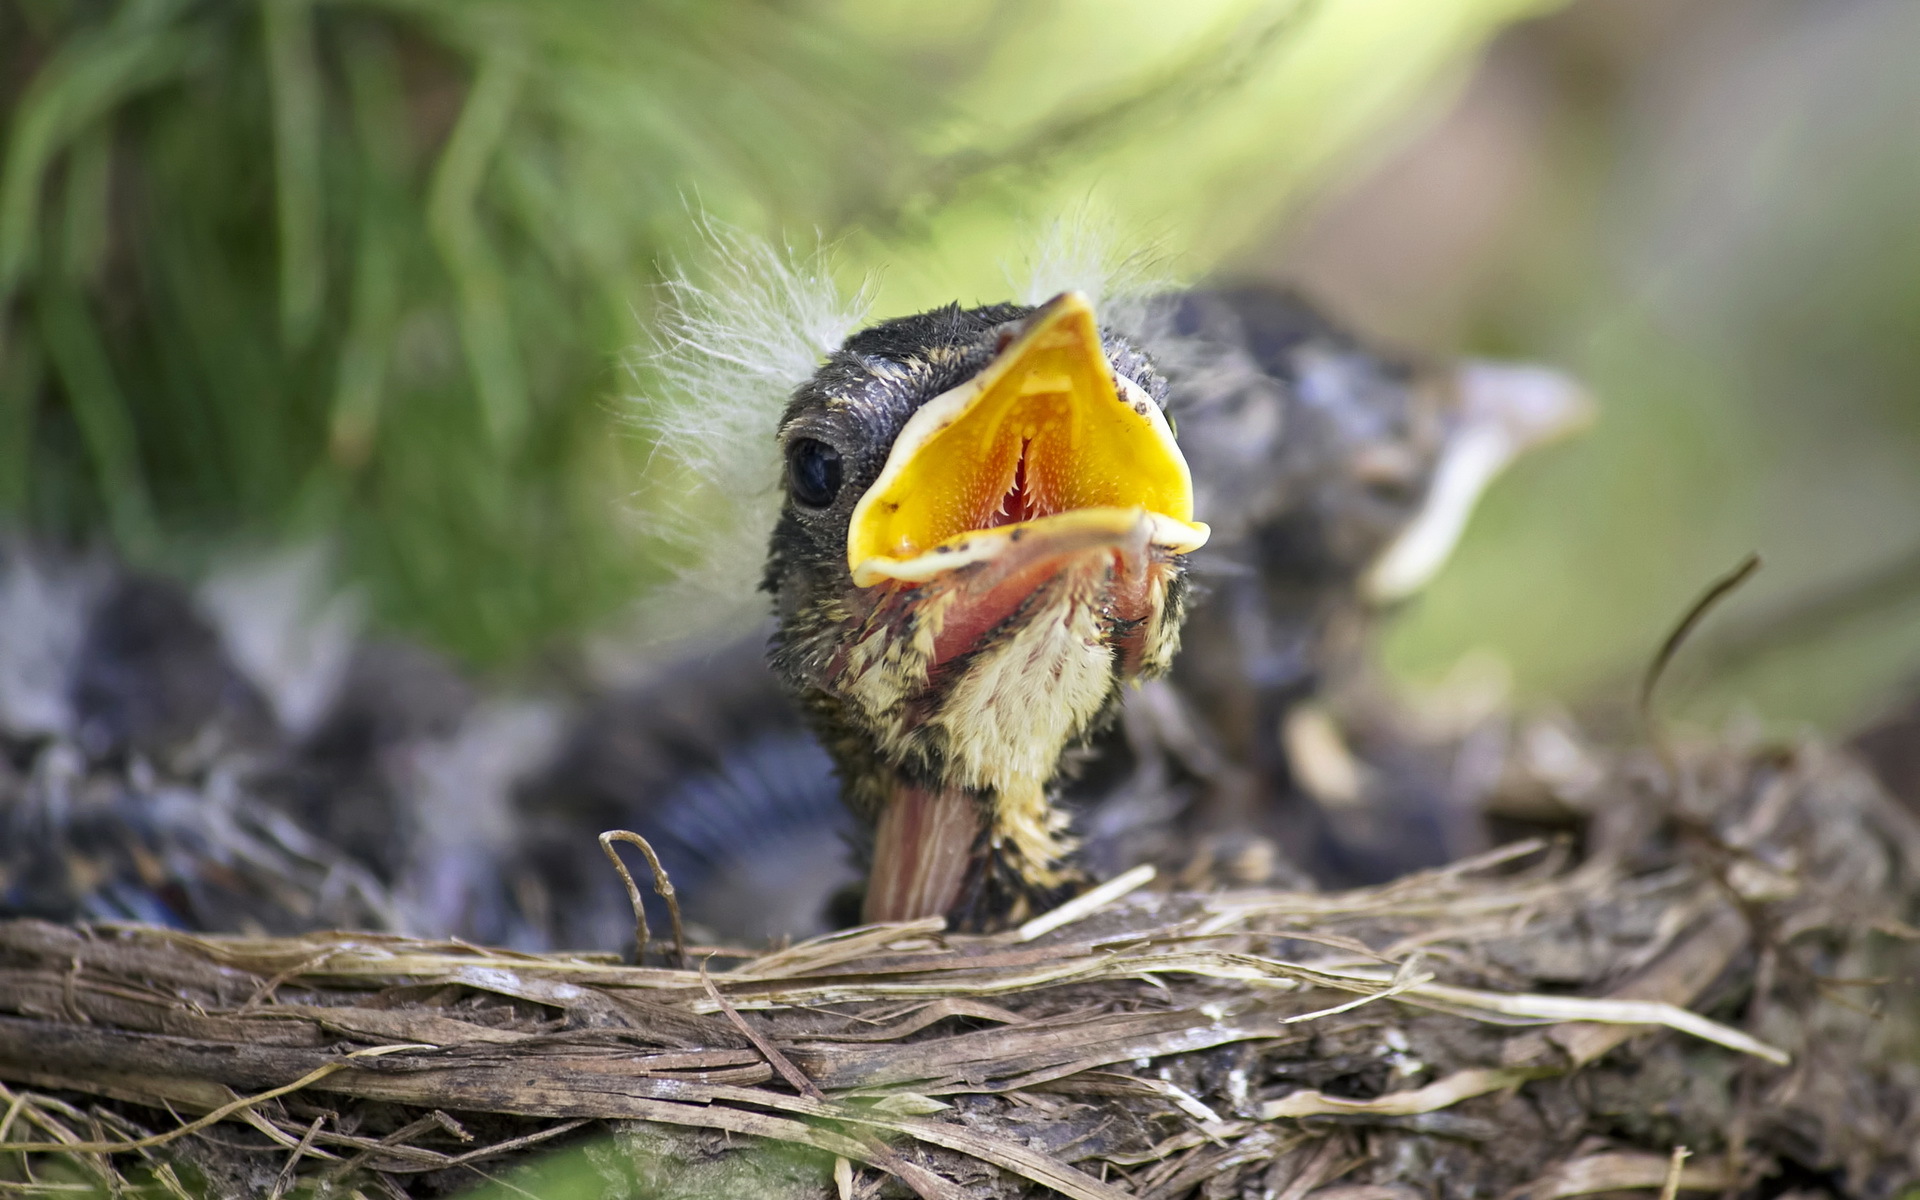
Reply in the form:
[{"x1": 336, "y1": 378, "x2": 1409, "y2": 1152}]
[
  {"x1": 845, "y1": 296, "x2": 1204, "y2": 582},
  {"x1": 870, "y1": 386, "x2": 1182, "y2": 562},
  {"x1": 912, "y1": 393, "x2": 1080, "y2": 554}
]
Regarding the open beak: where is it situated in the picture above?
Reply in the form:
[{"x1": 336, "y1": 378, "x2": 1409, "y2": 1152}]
[{"x1": 847, "y1": 292, "x2": 1209, "y2": 588}]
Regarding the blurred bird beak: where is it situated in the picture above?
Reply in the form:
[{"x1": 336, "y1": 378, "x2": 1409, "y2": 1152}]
[
  {"x1": 847, "y1": 291, "x2": 1209, "y2": 587},
  {"x1": 1362, "y1": 362, "x2": 1595, "y2": 603}
]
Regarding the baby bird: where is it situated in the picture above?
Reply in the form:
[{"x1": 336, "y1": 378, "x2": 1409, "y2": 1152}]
[
  {"x1": 763, "y1": 294, "x2": 1209, "y2": 928},
  {"x1": 539, "y1": 283, "x2": 1587, "y2": 938}
]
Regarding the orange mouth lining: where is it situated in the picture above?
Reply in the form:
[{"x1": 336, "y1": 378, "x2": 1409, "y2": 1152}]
[{"x1": 846, "y1": 292, "x2": 1209, "y2": 588}]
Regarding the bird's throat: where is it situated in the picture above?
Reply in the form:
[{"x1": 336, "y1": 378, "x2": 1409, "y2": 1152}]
[{"x1": 838, "y1": 543, "x2": 1176, "y2": 926}]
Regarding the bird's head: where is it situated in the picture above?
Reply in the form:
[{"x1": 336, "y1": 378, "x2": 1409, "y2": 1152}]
[{"x1": 764, "y1": 292, "x2": 1208, "y2": 927}]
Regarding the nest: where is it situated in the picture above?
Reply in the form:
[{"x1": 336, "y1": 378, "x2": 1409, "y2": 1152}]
[{"x1": 1, "y1": 732, "x2": 1917, "y2": 1199}]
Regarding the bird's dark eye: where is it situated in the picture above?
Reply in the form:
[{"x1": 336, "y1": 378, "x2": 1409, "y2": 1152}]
[{"x1": 787, "y1": 438, "x2": 843, "y2": 508}]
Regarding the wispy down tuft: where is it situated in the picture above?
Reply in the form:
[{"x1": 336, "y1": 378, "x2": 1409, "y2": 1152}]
[
  {"x1": 1013, "y1": 209, "x2": 1182, "y2": 341},
  {"x1": 628, "y1": 221, "x2": 872, "y2": 631}
]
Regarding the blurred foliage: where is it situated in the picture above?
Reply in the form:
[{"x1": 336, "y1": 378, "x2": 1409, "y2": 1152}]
[
  {"x1": 1367, "y1": 1, "x2": 1920, "y2": 731},
  {"x1": 835, "y1": 0, "x2": 1565, "y2": 312},
  {"x1": 461, "y1": 1124, "x2": 837, "y2": 1200},
  {"x1": 1, "y1": 0, "x2": 924, "y2": 662},
  {"x1": 0, "y1": 0, "x2": 1560, "y2": 665}
]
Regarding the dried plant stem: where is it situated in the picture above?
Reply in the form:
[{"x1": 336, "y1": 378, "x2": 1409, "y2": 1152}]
[{"x1": 597, "y1": 829, "x2": 688, "y2": 969}]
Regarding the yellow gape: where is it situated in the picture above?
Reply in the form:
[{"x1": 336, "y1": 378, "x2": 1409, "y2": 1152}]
[{"x1": 847, "y1": 292, "x2": 1208, "y2": 587}]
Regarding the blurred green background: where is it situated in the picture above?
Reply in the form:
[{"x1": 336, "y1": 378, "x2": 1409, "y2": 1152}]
[{"x1": 4, "y1": 0, "x2": 1918, "y2": 732}]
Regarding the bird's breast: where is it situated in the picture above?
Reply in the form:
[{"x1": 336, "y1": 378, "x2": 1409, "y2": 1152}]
[{"x1": 832, "y1": 541, "x2": 1182, "y2": 799}]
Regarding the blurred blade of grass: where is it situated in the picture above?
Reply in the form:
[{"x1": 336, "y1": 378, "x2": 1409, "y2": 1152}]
[
  {"x1": 142, "y1": 95, "x2": 301, "y2": 528},
  {"x1": 2, "y1": 0, "x2": 926, "y2": 663},
  {"x1": 328, "y1": 23, "x2": 407, "y2": 468},
  {"x1": 58, "y1": 124, "x2": 111, "y2": 282},
  {"x1": 0, "y1": 15, "x2": 209, "y2": 298},
  {"x1": 0, "y1": 334, "x2": 42, "y2": 516},
  {"x1": 263, "y1": 0, "x2": 326, "y2": 349},
  {"x1": 426, "y1": 39, "x2": 527, "y2": 450},
  {"x1": 34, "y1": 285, "x2": 158, "y2": 553}
]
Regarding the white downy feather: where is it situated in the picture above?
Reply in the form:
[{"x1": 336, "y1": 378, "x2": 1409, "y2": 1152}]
[
  {"x1": 1014, "y1": 211, "x2": 1181, "y2": 342},
  {"x1": 622, "y1": 220, "x2": 871, "y2": 644}
]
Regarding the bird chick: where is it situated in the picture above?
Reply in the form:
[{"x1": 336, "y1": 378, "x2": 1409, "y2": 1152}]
[{"x1": 764, "y1": 293, "x2": 1208, "y2": 928}]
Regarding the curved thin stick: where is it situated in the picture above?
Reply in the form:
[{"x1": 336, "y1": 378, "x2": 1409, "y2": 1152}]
[
  {"x1": 1639, "y1": 554, "x2": 1763, "y2": 718},
  {"x1": 1639, "y1": 554, "x2": 1763, "y2": 779},
  {"x1": 598, "y1": 830, "x2": 688, "y2": 969}
]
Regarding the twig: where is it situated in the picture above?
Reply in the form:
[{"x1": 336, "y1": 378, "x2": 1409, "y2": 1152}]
[
  {"x1": 1015, "y1": 865, "x2": 1155, "y2": 942},
  {"x1": 148, "y1": 1162, "x2": 195, "y2": 1200},
  {"x1": 700, "y1": 961, "x2": 823, "y2": 1101},
  {"x1": 1639, "y1": 554, "x2": 1763, "y2": 772},
  {"x1": 698, "y1": 963, "x2": 968, "y2": 1200},
  {"x1": 439, "y1": 1118, "x2": 589, "y2": 1169},
  {"x1": 455, "y1": 1163, "x2": 542, "y2": 1200},
  {"x1": 1269, "y1": 1135, "x2": 1347, "y2": 1200},
  {"x1": 1261, "y1": 1067, "x2": 1547, "y2": 1119},
  {"x1": 1382, "y1": 978, "x2": 1789, "y2": 1065},
  {"x1": 1278, "y1": 953, "x2": 1433, "y2": 1025},
  {"x1": 1660, "y1": 1146, "x2": 1691, "y2": 1200},
  {"x1": 0, "y1": 1084, "x2": 26, "y2": 1146},
  {"x1": 1690, "y1": 540, "x2": 1920, "y2": 682},
  {"x1": 323, "y1": 1110, "x2": 469, "y2": 1183},
  {"x1": 267, "y1": 1114, "x2": 327, "y2": 1200},
  {"x1": 598, "y1": 830, "x2": 688, "y2": 969},
  {"x1": 240, "y1": 948, "x2": 343, "y2": 1013}
]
